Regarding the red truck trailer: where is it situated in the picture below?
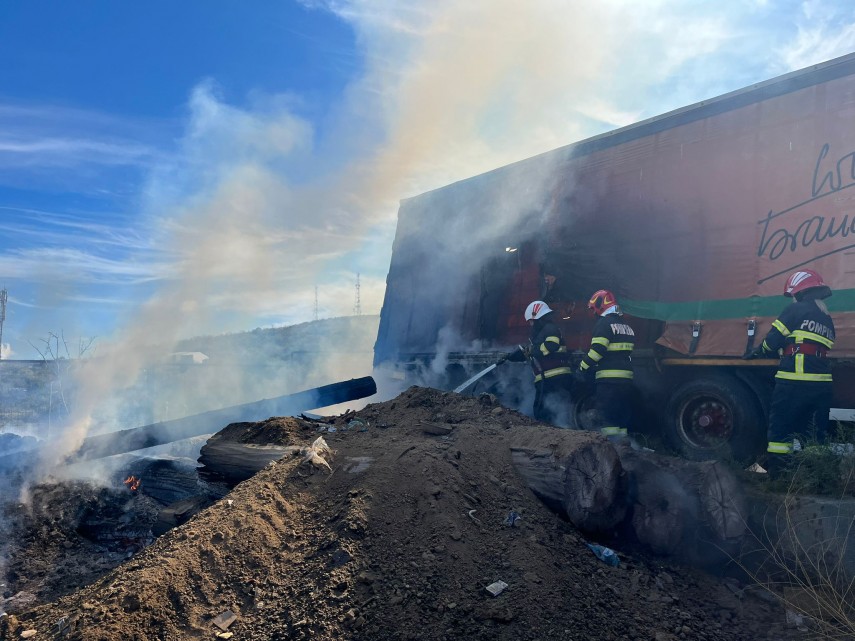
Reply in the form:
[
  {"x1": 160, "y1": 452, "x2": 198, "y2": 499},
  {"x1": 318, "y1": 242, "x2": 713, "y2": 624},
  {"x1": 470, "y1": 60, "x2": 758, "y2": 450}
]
[{"x1": 374, "y1": 53, "x2": 855, "y2": 460}]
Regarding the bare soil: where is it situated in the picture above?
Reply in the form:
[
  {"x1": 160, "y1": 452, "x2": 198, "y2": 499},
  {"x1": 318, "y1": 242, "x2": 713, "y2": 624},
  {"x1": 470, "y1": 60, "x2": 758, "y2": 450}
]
[{"x1": 1, "y1": 387, "x2": 802, "y2": 640}]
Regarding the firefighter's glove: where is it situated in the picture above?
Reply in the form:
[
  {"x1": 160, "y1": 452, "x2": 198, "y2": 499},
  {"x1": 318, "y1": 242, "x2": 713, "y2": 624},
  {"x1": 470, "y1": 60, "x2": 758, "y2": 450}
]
[
  {"x1": 742, "y1": 346, "x2": 765, "y2": 360},
  {"x1": 503, "y1": 347, "x2": 527, "y2": 364}
]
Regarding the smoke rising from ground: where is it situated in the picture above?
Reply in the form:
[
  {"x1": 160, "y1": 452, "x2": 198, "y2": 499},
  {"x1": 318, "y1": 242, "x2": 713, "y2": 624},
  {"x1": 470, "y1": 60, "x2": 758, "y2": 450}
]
[{"x1": 36, "y1": 1, "x2": 621, "y2": 470}]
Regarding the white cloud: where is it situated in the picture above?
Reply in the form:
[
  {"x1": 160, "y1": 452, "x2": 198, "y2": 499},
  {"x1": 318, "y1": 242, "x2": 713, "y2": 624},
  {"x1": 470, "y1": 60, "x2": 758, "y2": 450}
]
[
  {"x1": 0, "y1": 247, "x2": 165, "y2": 285},
  {"x1": 0, "y1": 137, "x2": 154, "y2": 167},
  {"x1": 777, "y1": 7, "x2": 855, "y2": 71},
  {"x1": 0, "y1": 207, "x2": 154, "y2": 252},
  {"x1": 0, "y1": 101, "x2": 174, "y2": 195}
]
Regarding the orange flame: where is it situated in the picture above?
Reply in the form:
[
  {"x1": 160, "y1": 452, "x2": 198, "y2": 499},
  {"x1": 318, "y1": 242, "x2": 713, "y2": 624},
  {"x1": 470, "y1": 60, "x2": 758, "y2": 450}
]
[{"x1": 123, "y1": 475, "x2": 141, "y2": 492}]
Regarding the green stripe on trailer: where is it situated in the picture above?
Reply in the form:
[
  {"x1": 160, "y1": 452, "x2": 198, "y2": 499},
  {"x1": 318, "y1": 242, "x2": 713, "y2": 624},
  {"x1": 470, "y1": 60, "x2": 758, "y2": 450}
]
[{"x1": 622, "y1": 288, "x2": 855, "y2": 322}]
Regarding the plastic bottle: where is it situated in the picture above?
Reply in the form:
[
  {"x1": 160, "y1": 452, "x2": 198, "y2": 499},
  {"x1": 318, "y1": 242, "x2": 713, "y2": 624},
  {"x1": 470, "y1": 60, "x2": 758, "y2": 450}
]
[{"x1": 586, "y1": 543, "x2": 620, "y2": 567}]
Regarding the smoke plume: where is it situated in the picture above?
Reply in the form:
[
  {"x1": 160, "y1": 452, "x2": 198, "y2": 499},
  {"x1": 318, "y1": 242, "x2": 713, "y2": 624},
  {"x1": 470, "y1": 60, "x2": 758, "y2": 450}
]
[{"x1": 18, "y1": 0, "x2": 807, "y2": 472}]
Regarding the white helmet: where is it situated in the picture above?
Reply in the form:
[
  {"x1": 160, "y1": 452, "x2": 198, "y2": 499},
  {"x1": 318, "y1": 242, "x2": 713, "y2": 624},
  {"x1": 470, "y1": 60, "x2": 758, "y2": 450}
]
[{"x1": 524, "y1": 300, "x2": 552, "y2": 321}]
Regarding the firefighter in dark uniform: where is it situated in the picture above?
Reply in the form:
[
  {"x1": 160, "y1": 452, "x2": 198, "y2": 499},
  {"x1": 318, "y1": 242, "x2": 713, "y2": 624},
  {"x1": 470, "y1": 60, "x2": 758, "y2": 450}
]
[
  {"x1": 577, "y1": 289, "x2": 636, "y2": 439},
  {"x1": 744, "y1": 269, "x2": 835, "y2": 476},
  {"x1": 500, "y1": 300, "x2": 574, "y2": 424}
]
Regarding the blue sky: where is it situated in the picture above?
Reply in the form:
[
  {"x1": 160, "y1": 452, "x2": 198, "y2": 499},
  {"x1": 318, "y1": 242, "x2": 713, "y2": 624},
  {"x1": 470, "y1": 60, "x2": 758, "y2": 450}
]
[{"x1": 3, "y1": 0, "x2": 855, "y2": 360}]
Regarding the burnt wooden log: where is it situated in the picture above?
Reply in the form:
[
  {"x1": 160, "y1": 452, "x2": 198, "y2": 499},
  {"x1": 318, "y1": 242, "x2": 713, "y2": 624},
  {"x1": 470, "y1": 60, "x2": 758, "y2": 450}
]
[
  {"x1": 509, "y1": 428, "x2": 627, "y2": 533},
  {"x1": 622, "y1": 454, "x2": 692, "y2": 555},
  {"x1": 119, "y1": 457, "x2": 206, "y2": 506},
  {"x1": 198, "y1": 440, "x2": 293, "y2": 484},
  {"x1": 618, "y1": 446, "x2": 747, "y2": 561},
  {"x1": 197, "y1": 416, "x2": 329, "y2": 484}
]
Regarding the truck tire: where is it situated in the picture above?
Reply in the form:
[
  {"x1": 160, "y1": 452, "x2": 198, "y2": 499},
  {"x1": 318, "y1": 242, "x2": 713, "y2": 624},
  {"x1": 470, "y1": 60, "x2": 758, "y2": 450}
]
[
  {"x1": 664, "y1": 375, "x2": 765, "y2": 462},
  {"x1": 568, "y1": 384, "x2": 598, "y2": 431},
  {"x1": 568, "y1": 384, "x2": 646, "y2": 433}
]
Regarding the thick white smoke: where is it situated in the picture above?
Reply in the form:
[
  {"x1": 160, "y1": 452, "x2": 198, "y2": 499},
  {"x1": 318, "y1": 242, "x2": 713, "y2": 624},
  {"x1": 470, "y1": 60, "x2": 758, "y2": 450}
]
[{"x1": 20, "y1": 0, "x2": 855, "y2": 471}]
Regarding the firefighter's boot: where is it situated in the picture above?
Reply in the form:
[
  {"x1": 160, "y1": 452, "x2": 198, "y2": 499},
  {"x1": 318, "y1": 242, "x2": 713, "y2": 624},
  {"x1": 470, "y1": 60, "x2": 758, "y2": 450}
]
[{"x1": 765, "y1": 453, "x2": 792, "y2": 480}]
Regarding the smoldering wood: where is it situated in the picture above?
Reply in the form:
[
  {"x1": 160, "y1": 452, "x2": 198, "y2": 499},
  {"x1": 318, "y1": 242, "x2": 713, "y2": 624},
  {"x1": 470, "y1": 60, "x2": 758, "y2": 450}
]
[
  {"x1": 509, "y1": 428, "x2": 627, "y2": 532},
  {"x1": 621, "y1": 454, "x2": 692, "y2": 555},
  {"x1": 197, "y1": 439, "x2": 294, "y2": 484},
  {"x1": 617, "y1": 447, "x2": 748, "y2": 561},
  {"x1": 120, "y1": 457, "x2": 208, "y2": 506}
]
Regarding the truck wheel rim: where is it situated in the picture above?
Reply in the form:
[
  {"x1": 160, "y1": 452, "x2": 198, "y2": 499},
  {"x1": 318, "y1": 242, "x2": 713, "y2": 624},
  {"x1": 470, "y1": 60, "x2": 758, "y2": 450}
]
[{"x1": 677, "y1": 395, "x2": 733, "y2": 450}]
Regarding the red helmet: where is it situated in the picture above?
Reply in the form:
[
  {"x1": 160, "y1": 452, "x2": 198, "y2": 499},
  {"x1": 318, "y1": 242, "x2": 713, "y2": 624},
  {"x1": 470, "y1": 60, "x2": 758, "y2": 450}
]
[
  {"x1": 587, "y1": 289, "x2": 618, "y2": 316},
  {"x1": 783, "y1": 269, "x2": 831, "y2": 299}
]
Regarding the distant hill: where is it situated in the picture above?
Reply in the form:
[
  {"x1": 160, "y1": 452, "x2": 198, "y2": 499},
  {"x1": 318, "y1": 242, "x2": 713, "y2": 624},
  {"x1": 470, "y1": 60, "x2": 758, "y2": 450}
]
[
  {"x1": 174, "y1": 315, "x2": 380, "y2": 363},
  {"x1": 1, "y1": 316, "x2": 381, "y2": 434}
]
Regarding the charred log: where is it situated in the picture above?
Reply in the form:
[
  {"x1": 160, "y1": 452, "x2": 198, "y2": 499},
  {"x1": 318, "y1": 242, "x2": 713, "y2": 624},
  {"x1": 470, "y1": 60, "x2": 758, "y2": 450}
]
[
  {"x1": 618, "y1": 446, "x2": 747, "y2": 561},
  {"x1": 119, "y1": 457, "x2": 209, "y2": 506},
  {"x1": 197, "y1": 416, "x2": 324, "y2": 484},
  {"x1": 198, "y1": 440, "x2": 293, "y2": 484},
  {"x1": 75, "y1": 487, "x2": 160, "y2": 547},
  {"x1": 509, "y1": 428, "x2": 627, "y2": 532}
]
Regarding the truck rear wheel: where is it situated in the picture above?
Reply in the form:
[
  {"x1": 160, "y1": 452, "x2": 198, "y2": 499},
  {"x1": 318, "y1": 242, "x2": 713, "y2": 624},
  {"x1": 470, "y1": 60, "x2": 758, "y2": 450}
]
[
  {"x1": 568, "y1": 385, "x2": 598, "y2": 431},
  {"x1": 664, "y1": 375, "x2": 764, "y2": 462}
]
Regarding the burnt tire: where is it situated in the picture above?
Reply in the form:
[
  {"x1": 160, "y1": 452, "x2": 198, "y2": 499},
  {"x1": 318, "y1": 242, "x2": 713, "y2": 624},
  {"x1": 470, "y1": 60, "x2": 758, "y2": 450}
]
[{"x1": 664, "y1": 375, "x2": 765, "y2": 462}]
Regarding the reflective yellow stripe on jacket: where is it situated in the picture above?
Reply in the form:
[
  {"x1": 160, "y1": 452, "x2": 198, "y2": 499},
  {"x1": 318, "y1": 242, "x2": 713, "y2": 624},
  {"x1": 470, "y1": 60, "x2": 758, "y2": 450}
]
[
  {"x1": 776, "y1": 350, "x2": 832, "y2": 381},
  {"x1": 595, "y1": 370, "x2": 634, "y2": 380},
  {"x1": 539, "y1": 335, "x2": 568, "y2": 356},
  {"x1": 607, "y1": 343, "x2": 633, "y2": 351},
  {"x1": 533, "y1": 367, "x2": 573, "y2": 383},
  {"x1": 767, "y1": 441, "x2": 793, "y2": 455},
  {"x1": 601, "y1": 427, "x2": 627, "y2": 436},
  {"x1": 772, "y1": 319, "x2": 790, "y2": 336},
  {"x1": 790, "y1": 330, "x2": 834, "y2": 348}
]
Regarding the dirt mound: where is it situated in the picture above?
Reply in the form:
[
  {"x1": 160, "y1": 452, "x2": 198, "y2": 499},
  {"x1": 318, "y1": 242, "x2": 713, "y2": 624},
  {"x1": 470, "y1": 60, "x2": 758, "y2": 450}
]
[
  {"x1": 203, "y1": 417, "x2": 314, "y2": 446},
  {"x1": 2, "y1": 387, "x2": 796, "y2": 640}
]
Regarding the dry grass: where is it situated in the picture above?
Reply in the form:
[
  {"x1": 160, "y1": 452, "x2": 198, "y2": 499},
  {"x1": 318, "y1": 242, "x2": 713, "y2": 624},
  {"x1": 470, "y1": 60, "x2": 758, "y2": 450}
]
[{"x1": 739, "y1": 461, "x2": 855, "y2": 639}]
